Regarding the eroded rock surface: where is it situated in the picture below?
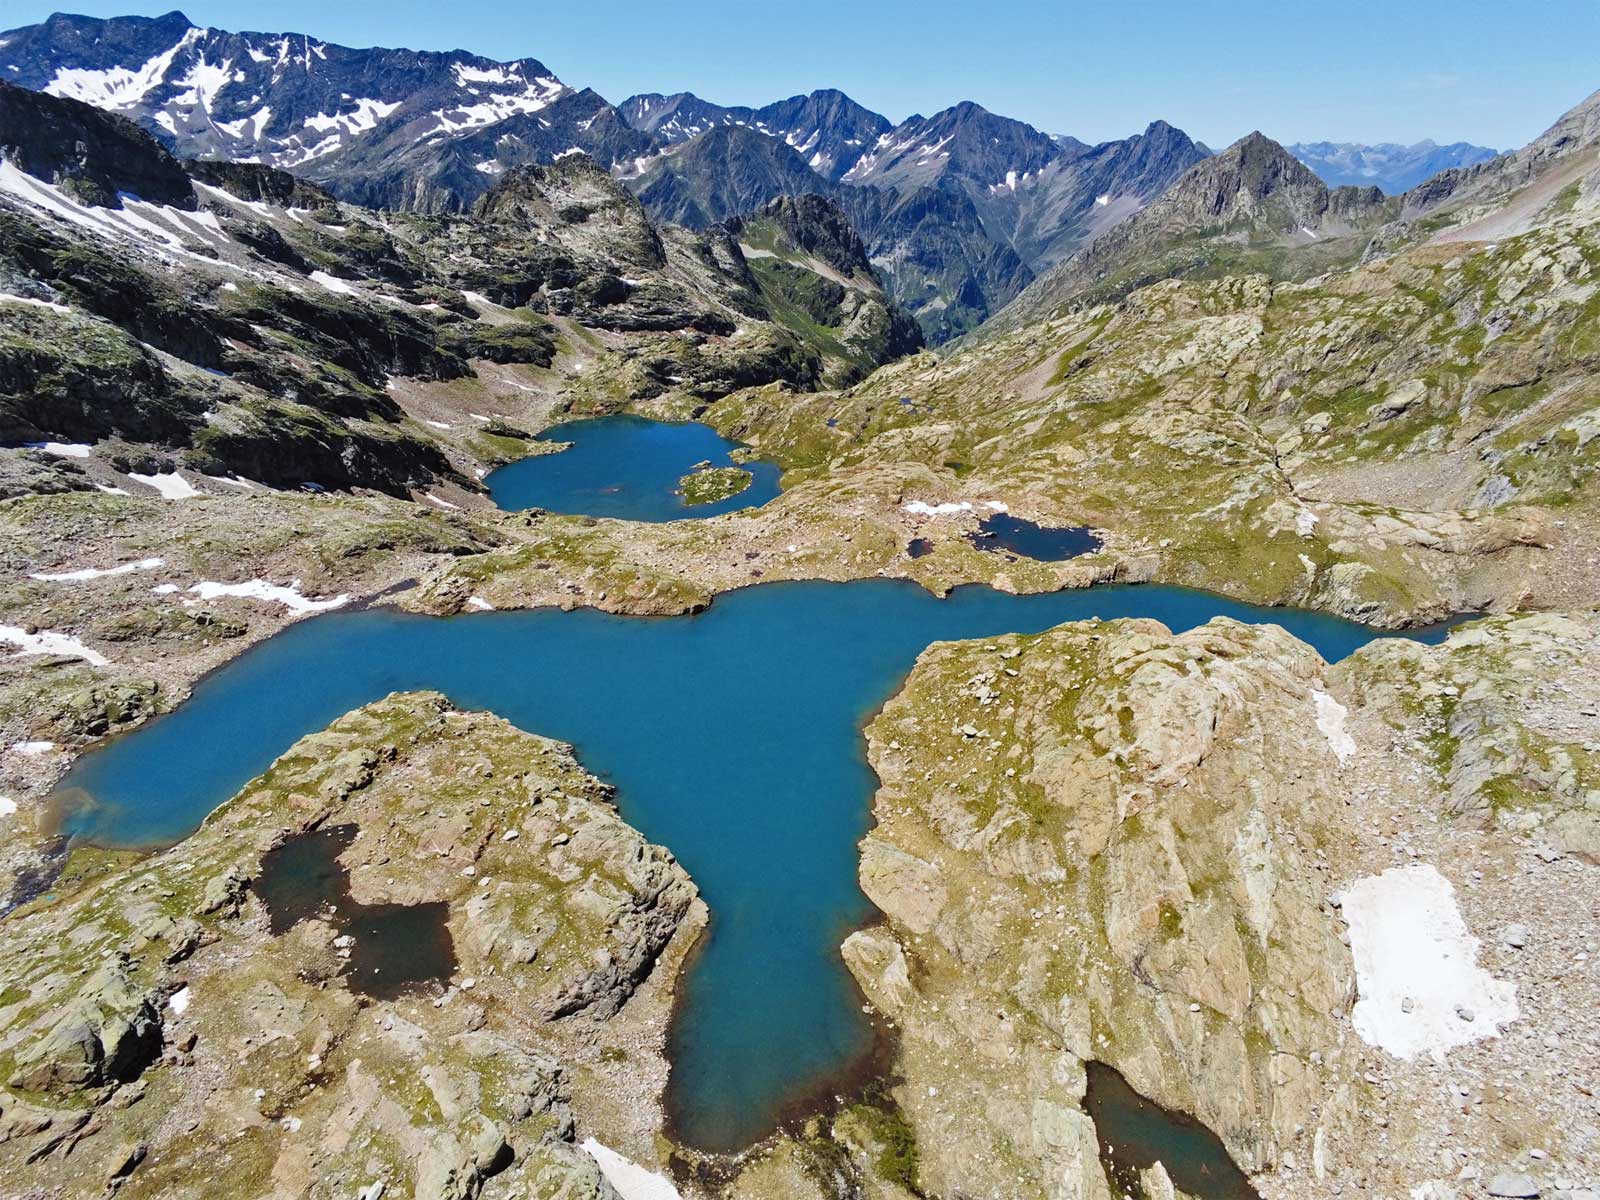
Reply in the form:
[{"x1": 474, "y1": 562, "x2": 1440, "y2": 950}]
[{"x1": 0, "y1": 691, "x2": 700, "y2": 1200}]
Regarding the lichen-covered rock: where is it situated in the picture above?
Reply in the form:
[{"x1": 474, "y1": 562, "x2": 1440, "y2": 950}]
[
  {"x1": 848, "y1": 617, "x2": 1367, "y2": 1198},
  {"x1": 1334, "y1": 612, "x2": 1600, "y2": 838},
  {"x1": 0, "y1": 692, "x2": 700, "y2": 1199}
]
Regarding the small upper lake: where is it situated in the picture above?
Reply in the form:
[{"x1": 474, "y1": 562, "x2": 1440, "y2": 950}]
[
  {"x1": 485, "y1": 414, "x2": 783, "y2": 521},
  {"x1": 969, "y1": 512, "x2": 1103, "y2": 560},
  {"x1": 44, "y1": 578, "x2": 1452, "y2": 1154}
]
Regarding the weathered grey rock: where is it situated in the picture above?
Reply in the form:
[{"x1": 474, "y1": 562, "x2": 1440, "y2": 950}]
[{"x1": 1488, "y1": 1171, "x2": 1541, "y2": 1198}]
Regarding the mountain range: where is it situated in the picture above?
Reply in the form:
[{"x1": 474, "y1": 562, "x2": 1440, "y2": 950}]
[
  {"x1": 1286, "y1": 139, "x2": 1500, "y2": 193},
  {"x1": 0, "y1": 10, "x2": 1502, "y2": 344}
]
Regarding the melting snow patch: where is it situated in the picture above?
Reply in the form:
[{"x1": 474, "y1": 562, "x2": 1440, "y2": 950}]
[
  {"x1": 0, "y1": 292, "x2": 72, "y2": 314},
  {"x1": 0, "y1": 625, "x2": 108, "y2": 666},
  {"x1": 168, "y1": 986, "x2": 191, "y2": 1015},
  {"x1": 95, "y1": 484, "x2": 129, "y2": 495},
  {"x1": 1342, "y1": 863, "x2": 1518, "y2": 1061},
  {"x1": 466, "y1": 596, "x2": 495, "y2": 612},
  {"x1": 29, "y1": 557, "x2": 164, "y2": 582},
  {"x1": 425, "y1": 420, "x2": 452, "y2": 430},
  {"x1": 0, "y1": 796, "x2": 15, "y2": 817},
  {"x1": 24, "y1": 441, "x2": 91, "y2": 458},
  {"x1": 309, "y1": 271, "x2": 359, "y2": 295},
  {"x1": 905, "y1": 501, "x2": 973, "y2": 516},
  {"x1": 129, "y1": 472, "x2": 201, "y2": 499},
  {"x1": 580, "y1": 1139, "x2": 681, "y2": 1200},
  {"x1": 10, "y1": 741, "x2": 57, "y2": 756},
  {"x1": 425, "y1": 494, "x2": 460, "y2": 511},
  {"x1": 185, "y1": 580, "x2": 349, "y2": 614},
  {"x1": 1311, "y1": 689, "x2": 1356, "y2": 763}
]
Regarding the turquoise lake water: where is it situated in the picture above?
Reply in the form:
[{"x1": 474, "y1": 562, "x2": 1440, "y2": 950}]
[
  {"x1": 485, "y1": 414, "x2": 783, "y2": 521},
  {"x1": 49, "y1": 578, "x2": 1450, "y2": 1152}
]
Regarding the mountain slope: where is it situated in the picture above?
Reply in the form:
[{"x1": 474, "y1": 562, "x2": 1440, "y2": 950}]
[
  {"x1": 983, "y1": 131, "x2": 1394, "y2": 335},
  {"x1": 722, "y1": 193, "x2": 924, "y2": 384},
  {"x1": 0, "y1": 10, "x2": 654, "y2": 213},
  {"x1": 1289, "y1": 139, "x2": 1499, "y2": 193},
  {"x1": 1370, "y1": 87, "x2": 1600, "y2": 250},
  {"x1": 0, "y1": 84, "x2": 922, "y2": 501}
]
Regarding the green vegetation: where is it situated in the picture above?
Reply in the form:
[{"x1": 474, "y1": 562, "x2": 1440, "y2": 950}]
[{"x1": 678, "y1": 465, "x2": 754, "y2": 506}]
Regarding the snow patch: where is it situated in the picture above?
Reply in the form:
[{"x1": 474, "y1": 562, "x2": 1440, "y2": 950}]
[
  {"x1": 904, "y1": 500, "x2": 1009, "y2": 516},
  {"x1": 9, "y1": 741, "x2": 56, "y2": 756},
  {"x1": 43, "y1": 27, "x2": 201, "y2": 110},
  {"x1": 0, "y1": 625, "x2": 109, "y2": 666},
  {"x1": 0, "y1": 796, "x2": 15, "y2": 817},
  {"x1": 129, "y1": 471, "x2": 201, "y2": 499},
  {"x1": 580, "y1": 1139, "x2": 681, "y2": 1200},
  {"x1": 168, "y1": 986, "x2": 191, "y2": 1015},
  {"x1": 1342, "y1": 864, "x2": 1518, "y2": 1061},
  {"x1": 309, "y1": 271, "x2": 359, "y2": 295},
  {"x1": 0, "y1": 292, "x2": 72, "y2": 314},
  {"x1": 30, "y1": 557, "x2": 164, "y2": 582},
  {"x1": 425, "y1": 494, "x2": 460, "y2": 511},
  {"x1": 466, "y1": 596, "x2": 495, "y2": 612},
  {"x1": 1311, "y1": 689, "x2": 1356, "y2": 763},
  {"x1": 23, "y1": 441, "x2": 91, "y2": 458},
  {"x1": 184, "y1": 580, "x2": 348, "y2": 614}
]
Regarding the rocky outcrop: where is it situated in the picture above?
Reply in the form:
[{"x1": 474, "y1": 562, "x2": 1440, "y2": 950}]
[
  {"x1": 184, "y1": 159, "x2": 340, "y2": 212},
  {"x1": 0, "y1": 79, "x2": 195, "y2": 209},
  {"x1": 0, "y1": 692, "x2": 700, "y2": 1199},
  {"x1": 846, "y1": 617, "x2": 1364, "y2": 1198},
  {"x1": 1335, "y1": 612, "x2": 1600, "y2": 849}
]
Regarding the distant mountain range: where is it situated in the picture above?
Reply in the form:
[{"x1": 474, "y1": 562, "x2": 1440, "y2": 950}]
[
  {"x1": 0, "y1": 10, "x2": 1495, "y2": 342},
  {"x1": 1287, "y1": 140, "x2": 1499, "y2": 194}
]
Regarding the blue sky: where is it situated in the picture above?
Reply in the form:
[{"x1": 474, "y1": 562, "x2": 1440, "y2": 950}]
[{"x1": 7, "y1": 0, "x2": 1597, "y2": 150}]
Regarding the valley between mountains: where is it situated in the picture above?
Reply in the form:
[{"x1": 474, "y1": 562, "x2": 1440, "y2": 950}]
[{"x1": 0, "y1": 11, "x2": 1598, "y2": 1200}]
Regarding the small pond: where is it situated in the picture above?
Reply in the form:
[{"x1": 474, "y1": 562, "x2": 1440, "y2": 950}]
[
  {"x1": 485, "y1": 414, "x2": 783, "y2": 521},
  {"x1": 1086, "y1": 1061, "x2": 1259, "y2": 1199},
  {"x1": 968, "y1": 512, "x2": 1103, "y2": 560}
]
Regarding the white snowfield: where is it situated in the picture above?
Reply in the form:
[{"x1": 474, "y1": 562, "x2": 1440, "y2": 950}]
[
  {"x1": 1311, "y1": 689, "x2": 1357, "y2": 763},
  {"x1": 0, "y1": 796, "x2": 16, "y2": 817},
  {"x1": 183, "y1": 580, "x2": 349, "y2": 614},
  {"x1": 29, "y1": 557, "x2": 164, "y2": 582},
  {"x1": 129, "y1": 471, "x2": 202, "y2": 500},
  {"x1": 903, "y1": 499, "x2": 1009, "y2": 516},
  {"x1": 9, "y1": 742, "x2": 57, "y2": 756},
  {"x1": 1342, "y1": 863, "x2": 1518, "y2": 1061},
  {"x1": 580, "y1": 1139, "x2": 682, "y2": 1200},
  {"x1": 0, "y1": 624, "x2": 109, "y2": 666},
  {"x1": 0, "y1": 292, "x2": 73, "y2": 314},
  {"x1": 25, "y1": 441, "x2": 92, "y2": 459}
]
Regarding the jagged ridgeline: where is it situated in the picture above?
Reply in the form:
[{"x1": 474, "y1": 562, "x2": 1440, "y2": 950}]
[{"x1": 0, "y1": 11, "x2": 1217, "y2": 343}]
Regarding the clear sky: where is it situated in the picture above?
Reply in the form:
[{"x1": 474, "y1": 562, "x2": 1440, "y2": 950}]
[{"x1": 6, "y1": 0, "x2": 1596, "y2": 151}]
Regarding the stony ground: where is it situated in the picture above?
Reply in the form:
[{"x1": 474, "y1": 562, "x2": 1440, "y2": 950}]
[{"x1": 0, "y1": 691, "x2": 702, "y2": 1200}]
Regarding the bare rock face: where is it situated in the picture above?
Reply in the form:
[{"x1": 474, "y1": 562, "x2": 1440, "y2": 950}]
[
  {"x1": 1335, "y1": 612, "x2": 1600, "y2": 848},
  {"x1": 0, "y1": 692, "x2": 699, "y2": 1200},
  {"x1": 847, "y1": 617, "x2": 1367, "y2": 1198}
]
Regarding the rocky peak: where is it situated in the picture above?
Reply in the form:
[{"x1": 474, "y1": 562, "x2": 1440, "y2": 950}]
[
  {"x1": 1161, "y1": 130, "x2": 1333, "y2": 230},
  {"x1": 844, "y1": 99, "x2": 1062, "y2": 189},
  {"x1": 0, "y1": 78, "x2": 195, "y2": 209},
  {"x1": 477, "y1": 154, "x2": 666, "y2": 270}
]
